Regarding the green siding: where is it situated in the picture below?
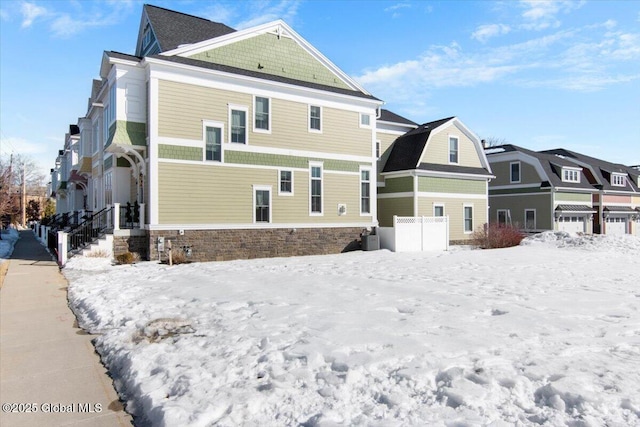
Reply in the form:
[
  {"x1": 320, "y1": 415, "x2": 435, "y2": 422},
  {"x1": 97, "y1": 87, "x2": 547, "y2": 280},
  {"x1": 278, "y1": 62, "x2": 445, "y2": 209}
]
[
  {"x1": 104, "y1": 155, "x2": 113, "y2": 170},
  {"x1": 159, "y1": 145, "x2": 203, "y2": 161},
  {"x1": 554, "y1": 192, "x2": 592, "y2": 203},
  {"x1": 378, "y1": 176, "x2": 414, "y2": 194},
  {"x1": 188, "y1": 33, "x2": 352, "y2": 90},
  {"x1": 106, "y1": 121, "x2": 146, "y2": 148},
  {"x1": 490, "y1": 187, "x2": 550, "y2": 195},
  {"x1": 378, "y1": 197, "x2": 414, "y2": 227},
  {"x1": 418, "y1": 177, "x2": 485, "y2": 194},
  {"x1": 225, "y1": 151, "x2": 364, "y2": 172},
  {"x1": 156, "y1": 146, "x2": 367, "y2": 171}
]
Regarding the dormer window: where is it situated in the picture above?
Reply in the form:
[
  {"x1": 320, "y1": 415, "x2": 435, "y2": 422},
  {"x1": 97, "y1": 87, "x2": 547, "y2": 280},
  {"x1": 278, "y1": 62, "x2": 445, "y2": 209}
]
[
  {"x1": 562, "y1": 168, "x2": 580, "y2": 183},
  {"x1": 611, "y1": 173, "x2": 626, "y2": 187},
  {"x1": 142, "y1": 24, "x2": 152, "y2": 49}
]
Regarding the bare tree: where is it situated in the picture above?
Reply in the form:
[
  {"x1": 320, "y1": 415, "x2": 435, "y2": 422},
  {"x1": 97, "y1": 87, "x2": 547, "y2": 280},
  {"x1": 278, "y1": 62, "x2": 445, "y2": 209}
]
[
  {"x1": 482, "y1": 136, "x2": 509, "y2": 148},
  {"x1": 0, "y1": 154, "x2": 46, "y2": 227}
]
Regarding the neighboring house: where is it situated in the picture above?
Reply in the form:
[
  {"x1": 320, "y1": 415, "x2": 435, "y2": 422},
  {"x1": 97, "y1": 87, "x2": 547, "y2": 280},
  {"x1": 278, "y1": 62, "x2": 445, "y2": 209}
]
[
  {"x1": 375, "y1": 109, "x2": 418, "y2": 184},
  {"x1": 51, "y1": 4, "x2": 384, "y2": 261},
  {"x1": 378, "y1": 117, "x2": 494, "y2": 242},
  {"x1": 485, "y1": 145, "x2": 597, "y2": 234},
  {"x1": 542, "y1": 149, "x2": 640, "y2": 235}
]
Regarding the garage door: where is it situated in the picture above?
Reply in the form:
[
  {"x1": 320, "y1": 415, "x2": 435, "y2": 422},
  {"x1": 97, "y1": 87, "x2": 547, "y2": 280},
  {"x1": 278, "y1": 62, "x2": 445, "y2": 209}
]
[
  {"x1": 605, "y1": 217, "x2": 627, "y2": 235},
  {"x1": 558, "y1": 216, "x2": 585, "y2": 234}
]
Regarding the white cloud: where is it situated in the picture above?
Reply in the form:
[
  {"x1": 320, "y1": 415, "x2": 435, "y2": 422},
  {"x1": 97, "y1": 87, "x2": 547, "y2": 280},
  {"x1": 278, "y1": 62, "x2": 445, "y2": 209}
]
[
  {"x1": 384, "y1": 2, "x2": 411, "y2": 18},
  {"x1": 519, "y1": 0, "x2": 585, "y2": 31},
  {"x1": 472, "y1": 23, "x2": 511, "y2": 43},
  {"x1": 201, "y1": 4, "x2": 235, "y2": 24},
  {"x1": 20, "y1": 1, "x2": 47, "y2": 28}
]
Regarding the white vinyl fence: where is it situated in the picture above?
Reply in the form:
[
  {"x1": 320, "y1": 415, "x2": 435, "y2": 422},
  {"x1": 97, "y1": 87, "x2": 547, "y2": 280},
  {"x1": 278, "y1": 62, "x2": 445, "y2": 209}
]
[{"x1": 378, "y1": 216, "x2": 449, "y2": 252}]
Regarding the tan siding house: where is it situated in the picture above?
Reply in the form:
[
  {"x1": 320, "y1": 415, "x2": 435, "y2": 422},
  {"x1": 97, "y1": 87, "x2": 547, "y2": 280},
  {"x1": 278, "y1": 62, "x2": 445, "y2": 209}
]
[{"x1": 378, "y1": 117, "x2": 494, "y2": 243}]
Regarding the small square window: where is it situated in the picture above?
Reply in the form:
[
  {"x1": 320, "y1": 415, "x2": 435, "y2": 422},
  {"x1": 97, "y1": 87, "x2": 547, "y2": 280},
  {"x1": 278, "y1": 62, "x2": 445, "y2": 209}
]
[
  {"x1": 562, "y1": 168, "x2": 580, "y2": 183},
  {"x1": 360, "y1": 113, "x2": 371, "y2": 127},
  {"x1": 611, "y1": 174, "x2": 626, "y2": 187},
  {"x1": 279, "y1": 170, "x2": 293, "y2": 195}
]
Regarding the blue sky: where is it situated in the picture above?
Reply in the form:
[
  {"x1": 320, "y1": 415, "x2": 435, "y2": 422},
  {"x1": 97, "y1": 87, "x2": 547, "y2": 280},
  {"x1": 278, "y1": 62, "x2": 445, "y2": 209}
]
[{"x1": 1, "y1": 0, "x2": 639, "y2": 181}]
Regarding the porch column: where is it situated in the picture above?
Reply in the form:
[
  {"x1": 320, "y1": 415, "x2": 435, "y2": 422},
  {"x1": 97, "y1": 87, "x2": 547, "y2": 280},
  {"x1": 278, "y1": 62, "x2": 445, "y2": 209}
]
[
  {"x1": 57, "y1": 231, "x2": 68, "y2": 267},
  {"x1": 139, "y1": 203, "x2": 146, "y2": 228},
  {"x1": 113, "y1": 203, "x2": 120, "y2": 231}
]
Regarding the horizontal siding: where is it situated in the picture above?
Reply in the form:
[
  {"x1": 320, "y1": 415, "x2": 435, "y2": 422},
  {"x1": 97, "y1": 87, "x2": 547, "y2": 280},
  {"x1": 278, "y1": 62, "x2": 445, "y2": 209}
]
[
  {"x1": 418, "y1": 197, "x2": 487, "y2": 241},
  {"x1": 489, "y1": 193, "x2": 553, "y2": 230},
  {"x1": 554, "y1": 192, "x2": 592, "y2": 203},
  {"x1": 379, "y1": 176, "x2": 413, "y2": 194},
  {"x1": 158, "y1": 163, "x2": 369, "y2": 225},
  {"x1": 490, "y1": 160, "x2": 541, "y2": 186},
  {"x1": 378, "y1": 197, "x2": 413, "y2": 227},
  {"x1": 418, "y1": 176, "x2": 485, "y2": 194},
  {"x1": 157, "y1": 79, "x2": 371, "y2": 157},
  {"x1": 422, "y1": 122, "x2": 482, "y2": 168}
]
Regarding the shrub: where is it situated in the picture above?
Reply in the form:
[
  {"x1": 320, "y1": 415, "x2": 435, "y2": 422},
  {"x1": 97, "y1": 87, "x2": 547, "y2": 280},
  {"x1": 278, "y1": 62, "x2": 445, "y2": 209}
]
[
  {"x1": 115, "y1": 251, "x2": 138, "y2": 264},
  {"x1": 472, "y1": 223, "x2": 525, "y2": 249},
  {"x1": 168, "y1": 249, "x2": 189, "y2": 265}
]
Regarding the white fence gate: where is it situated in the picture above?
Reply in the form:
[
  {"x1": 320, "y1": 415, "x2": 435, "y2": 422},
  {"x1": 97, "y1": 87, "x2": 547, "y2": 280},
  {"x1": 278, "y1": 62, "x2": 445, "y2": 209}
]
[{"x1": 378, "y1": 216, "x2": 449, "y2": 252}]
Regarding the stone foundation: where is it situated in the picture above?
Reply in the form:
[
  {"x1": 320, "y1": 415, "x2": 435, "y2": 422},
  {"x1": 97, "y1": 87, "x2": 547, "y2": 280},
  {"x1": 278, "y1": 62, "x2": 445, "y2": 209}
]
[
  {"x1": 113, "y1": 233, "x2": 150, "y2": 260},
  {"x1": 148, "y1": 227, "x2": 365, "y2": 262}
]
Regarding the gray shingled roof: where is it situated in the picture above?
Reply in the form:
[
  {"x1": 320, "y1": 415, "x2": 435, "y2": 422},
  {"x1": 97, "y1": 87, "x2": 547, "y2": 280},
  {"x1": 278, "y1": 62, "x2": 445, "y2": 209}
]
[
  {"x1": 542, "y1": 148, "x2": 640, "y2": 193},
  {"x1": 383, "y1": 117, "x2": 491, "y2": 175},
  {"x1": 487, "y1": 144, "x2": 595, "y2": 190},
  {"x1": 144, "y1": 4, "x2": 235, "y2": 53},
  {"x1": 378, "y1": 109, "x2": 417, "y2": 126}
]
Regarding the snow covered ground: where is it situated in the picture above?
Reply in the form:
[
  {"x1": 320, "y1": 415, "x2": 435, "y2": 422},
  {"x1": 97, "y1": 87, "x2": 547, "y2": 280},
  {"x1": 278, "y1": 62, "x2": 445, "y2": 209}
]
[
  {"x1": 65, "y1": 232, "x2": 640, "y2": 426},
  {"x1": 0, "y1": 228, "x2": 19, "y2": 260}
]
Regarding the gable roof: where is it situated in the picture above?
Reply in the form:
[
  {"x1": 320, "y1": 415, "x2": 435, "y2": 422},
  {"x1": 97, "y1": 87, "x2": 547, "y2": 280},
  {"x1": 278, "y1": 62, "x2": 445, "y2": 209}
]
[
  {"x1": 146, "y1": 54, "x2": 381, "y2": 101},
  {"x1": 486, "y1": 144, "x2": 595, "y2": 190},
  {"x1": 140, "y1": 4, "x2": 235, "y2": 55},
  {"x1": 378, "y1": 109, "x2": 417, "y2": 126},
  {"x1": 382, "y1": 117, "x2": 492, "y2": 176},
  {"x1": 541, "y1": 148, "x2": 639, "y2": 192}
]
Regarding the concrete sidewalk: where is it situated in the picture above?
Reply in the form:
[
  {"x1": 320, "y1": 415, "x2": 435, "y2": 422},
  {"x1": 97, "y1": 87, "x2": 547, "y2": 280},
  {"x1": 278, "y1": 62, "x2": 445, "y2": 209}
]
[{"x1": 0, "y1": 230, "x2": 132, "y2": 427}]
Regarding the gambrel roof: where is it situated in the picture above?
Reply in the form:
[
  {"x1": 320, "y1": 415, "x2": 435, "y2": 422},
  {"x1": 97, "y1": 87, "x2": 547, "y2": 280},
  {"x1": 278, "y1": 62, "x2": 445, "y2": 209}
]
[
  {"x1": 541, "y1": 148, "x2": 640, "y2": 193},
  {"x1": 138, "y1": 4, "x2": 235, "y2": 55},
  {"x1": 486, "y1": 144, "x2": 595, "y2": 190},
  {"x1": 383, "y1": 117, "x2": 492, "y2": 176}
]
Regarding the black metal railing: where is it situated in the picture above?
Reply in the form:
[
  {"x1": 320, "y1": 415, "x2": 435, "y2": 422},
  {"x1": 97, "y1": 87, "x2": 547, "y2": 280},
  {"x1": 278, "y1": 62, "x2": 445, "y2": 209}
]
[
  {"x1": 119, "y1": 201, "x2": 140, "y2": 230},
  {"x1": 67, "y1": 206, "x2": 113, "y2": 253}
]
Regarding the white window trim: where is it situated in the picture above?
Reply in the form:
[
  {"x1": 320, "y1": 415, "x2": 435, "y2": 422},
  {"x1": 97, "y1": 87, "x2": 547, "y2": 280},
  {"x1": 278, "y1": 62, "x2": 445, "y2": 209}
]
[
  {"x1": 202, "y1": 120, "x2": 224, "y2": 163},
  {"x1": 360, "y1": 166, "x2": 372, "y2": 216},
  {"x1": 359, "y1": 113, "x2": 371, "y2": 128},
  {"x1": 463, "y1": 204, "x2": 474, "y2": 234},
  {"x1": 525, "y1": 209, "x2": 536, "y2": 230},
  {"x1": 309, "y1": 161, "x2": 323, "y2": 216},
  {"x1": 510, "y1": 161, "x2": 521, "y2": 183},
  {"x1": 433, "y1": 203, "x2": 445, "y2": 217},
  {"x1": 611, "y1": 173, "x2": 626, "y2": 187},
  {"x1": 562, "y1": 167, "x2": 580, "y2": 183},
  {"x1": 278, "y1": 169, "x2": 294, "y2": 196},
  {"x1": 253, "y1": 96, "x2": 271, "y2": 134},
  {"x1": 449, "y1": 135, "x2": 459, "y2": 165},
  {"x1": 308, "y1": 105, "x2": 322, "y2": 133},
  {"x1": 253, "y1": 185, "x2": 272, "y2": 224},
  {"x1": 228, "y1": 104, "x2": 249, "y2": 144}
]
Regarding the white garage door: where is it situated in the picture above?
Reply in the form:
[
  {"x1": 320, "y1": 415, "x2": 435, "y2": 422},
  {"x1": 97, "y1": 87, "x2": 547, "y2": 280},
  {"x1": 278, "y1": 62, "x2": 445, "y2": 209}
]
[
  {"x1": 558, "y1": 216, "x2": 585, "y2": 234},
  {"x1": 605, "y1": 217, "x2": 627, "y2": 235}
]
